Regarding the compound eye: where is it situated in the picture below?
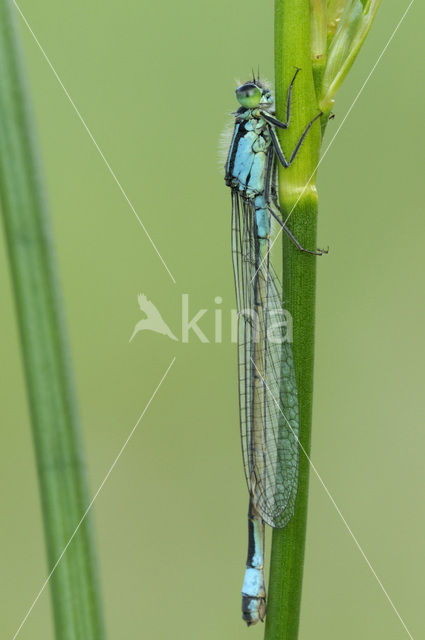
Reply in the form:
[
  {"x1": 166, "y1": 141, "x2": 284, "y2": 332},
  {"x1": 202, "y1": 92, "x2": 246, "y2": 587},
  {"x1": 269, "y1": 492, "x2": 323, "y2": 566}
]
[{"x1": 235, "y1": 83, "x2": 262, "y2": 108}]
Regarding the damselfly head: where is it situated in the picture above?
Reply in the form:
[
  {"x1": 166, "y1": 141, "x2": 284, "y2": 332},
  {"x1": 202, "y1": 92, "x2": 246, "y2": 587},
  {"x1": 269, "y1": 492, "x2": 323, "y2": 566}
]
[{"x1": 235, "y1": 81, "x2": 273, "y2": 109}]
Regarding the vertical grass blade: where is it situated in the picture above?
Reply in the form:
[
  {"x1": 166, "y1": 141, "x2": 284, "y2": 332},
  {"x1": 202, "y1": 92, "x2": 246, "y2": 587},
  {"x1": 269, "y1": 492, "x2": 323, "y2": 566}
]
[
  {"x1": 265, "y1": 0, "x2": 322, "y2": 638},
  {"x1": 0, "y1": 1, "x2": 105, "y2": 637}
]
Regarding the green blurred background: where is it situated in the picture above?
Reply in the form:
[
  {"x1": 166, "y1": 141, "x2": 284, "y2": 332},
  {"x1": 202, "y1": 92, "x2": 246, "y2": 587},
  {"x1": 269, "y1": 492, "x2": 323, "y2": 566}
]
[{"x1": 1, "y1": 1, "x2": 424, "y2": 638}]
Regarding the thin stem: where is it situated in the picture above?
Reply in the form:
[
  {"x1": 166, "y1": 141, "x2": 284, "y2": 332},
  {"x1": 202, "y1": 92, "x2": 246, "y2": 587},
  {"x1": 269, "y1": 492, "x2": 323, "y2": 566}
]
[
  {"x1": 0, "y1": 2, "x2": 105, "y2": 638},
  {"x1": 265, "y1": 1, "x2": 321, "y2": 638}
]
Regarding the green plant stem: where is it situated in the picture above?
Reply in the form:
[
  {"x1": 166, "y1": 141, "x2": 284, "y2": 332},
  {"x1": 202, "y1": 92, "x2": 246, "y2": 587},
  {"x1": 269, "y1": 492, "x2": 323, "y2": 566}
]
[
  {"x1": 0, "y1": 2, "x2": 105, "y2": 638},
  {"x1": 265, "y1": 1, "x2": 321, "y2": 638}
]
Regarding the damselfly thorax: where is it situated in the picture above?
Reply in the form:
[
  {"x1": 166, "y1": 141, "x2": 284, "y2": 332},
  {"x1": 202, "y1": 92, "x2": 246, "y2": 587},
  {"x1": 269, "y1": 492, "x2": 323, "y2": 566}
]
[{"x1": 225, "y1": 108, "x2": 272, "y2": 200}]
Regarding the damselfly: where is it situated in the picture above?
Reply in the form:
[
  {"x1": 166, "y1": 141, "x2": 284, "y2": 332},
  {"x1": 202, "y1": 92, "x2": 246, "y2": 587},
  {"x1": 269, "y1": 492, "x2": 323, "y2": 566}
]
[{"x1": 225, "y1": 69, "x2": 324, "y2": 625}]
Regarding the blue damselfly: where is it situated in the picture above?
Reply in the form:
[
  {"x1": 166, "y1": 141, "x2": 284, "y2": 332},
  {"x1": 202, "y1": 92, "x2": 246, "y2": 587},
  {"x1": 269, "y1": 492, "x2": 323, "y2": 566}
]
[{"x1": 225, "y1": 69, "x2": 324, "y2": 625}]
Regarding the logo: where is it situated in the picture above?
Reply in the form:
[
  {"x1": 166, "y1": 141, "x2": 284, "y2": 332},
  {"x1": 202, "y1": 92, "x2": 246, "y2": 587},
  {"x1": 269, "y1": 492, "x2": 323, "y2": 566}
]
[
  {"x1": 129, "y1": 293, "x2": 293, "y2": 344},
  {"x1": 129, "y1": 294, "x2": 178, "y2": 342}
]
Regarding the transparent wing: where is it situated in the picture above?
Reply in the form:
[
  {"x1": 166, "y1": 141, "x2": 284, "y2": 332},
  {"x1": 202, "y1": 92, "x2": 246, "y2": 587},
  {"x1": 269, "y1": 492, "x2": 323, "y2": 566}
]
[{"x1": 231, "y1": 191, "x2": 299, "y2": 528}]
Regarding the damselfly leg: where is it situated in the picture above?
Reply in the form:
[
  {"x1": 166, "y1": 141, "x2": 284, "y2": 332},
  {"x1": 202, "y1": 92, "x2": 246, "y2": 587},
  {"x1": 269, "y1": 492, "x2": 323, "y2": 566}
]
[
  {"x1": 260, "y1": 67, "x2": 300, "y2": 130},
  {"x1": 264, "y1": 149, "x2": 327, "y2": 256},
  {"x1": 268, "y1": 111, "x2": 323, "y2": 169}
]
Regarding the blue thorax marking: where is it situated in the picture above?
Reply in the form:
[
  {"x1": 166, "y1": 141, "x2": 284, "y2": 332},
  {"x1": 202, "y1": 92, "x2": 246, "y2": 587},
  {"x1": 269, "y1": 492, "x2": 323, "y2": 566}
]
[{"x1": 227, "y1": 108, "x2": 273, "y2": 238}]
